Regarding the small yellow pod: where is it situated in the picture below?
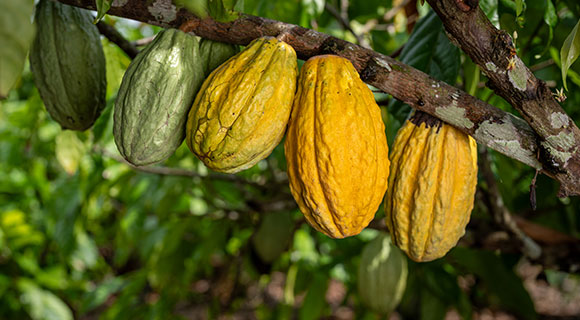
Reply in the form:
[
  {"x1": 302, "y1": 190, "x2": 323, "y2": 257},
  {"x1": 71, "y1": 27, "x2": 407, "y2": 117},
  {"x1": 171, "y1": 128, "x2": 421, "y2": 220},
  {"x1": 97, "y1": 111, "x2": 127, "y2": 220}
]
[
  {"x1": 285, "y1": 55, "x2": 390, "y2": 239},
  {"x1": 385, "y1": 111, "x2": 478, "y2": 262},
  {"x1": 186, "y1": 37, "x2": 298, "y2": 173}
]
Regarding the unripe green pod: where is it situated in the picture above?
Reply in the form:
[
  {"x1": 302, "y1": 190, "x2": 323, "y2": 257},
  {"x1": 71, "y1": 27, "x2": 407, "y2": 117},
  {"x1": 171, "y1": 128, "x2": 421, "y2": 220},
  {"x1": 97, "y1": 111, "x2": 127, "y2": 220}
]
[
  {"x1": 114, "y1": 29, "x2": 204, "y2": 166},
  {"x1": 358, "y1": 233, "x2": 408, "y2": 315},
  {"x1": 29, "y1": 0, "x2": 106, "y2": 131}
]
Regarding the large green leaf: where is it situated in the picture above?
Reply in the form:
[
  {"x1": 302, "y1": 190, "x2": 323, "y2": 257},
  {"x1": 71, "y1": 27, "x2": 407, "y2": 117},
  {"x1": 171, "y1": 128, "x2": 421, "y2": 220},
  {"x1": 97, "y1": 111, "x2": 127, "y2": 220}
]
[
  {"x1": 388, "y1": 9, "x2": 460, "y2": 123},
  {"x1": 561, "y1": 19, "x2": 580, "y2": 90},
  {"x1": 449, "y1": 248, "x2": 537, "y2": 320},
  {"x1": 0, "y1": 0, "x2": 35, "y2": 99}
]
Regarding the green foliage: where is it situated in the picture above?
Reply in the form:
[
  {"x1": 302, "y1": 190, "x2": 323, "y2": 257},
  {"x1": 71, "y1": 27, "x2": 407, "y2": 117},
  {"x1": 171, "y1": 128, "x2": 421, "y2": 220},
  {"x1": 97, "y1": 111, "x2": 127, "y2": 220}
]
[
  {"x1": 561, "y1": 19, "x2": 580, "y2": 90},
  {"x1": 1, "y1": 1, "x2": 580, "y2": 319},
  {"x1": 94, "y1": 0, "x2": 112, "y2": 23}
]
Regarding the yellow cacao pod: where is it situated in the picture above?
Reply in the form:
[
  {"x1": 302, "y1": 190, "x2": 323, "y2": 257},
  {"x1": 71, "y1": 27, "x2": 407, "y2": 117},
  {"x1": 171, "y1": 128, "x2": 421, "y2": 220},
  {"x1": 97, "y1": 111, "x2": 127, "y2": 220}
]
[
  {"x1": 285, "y1": 55, "x2": 390, "y2": 239},
  {"x1": 186, "y1": 37, "x2": 298, "y2": 173},
  {"x1": 385, "y1": 112, "x2": 478, "y2": 262}
]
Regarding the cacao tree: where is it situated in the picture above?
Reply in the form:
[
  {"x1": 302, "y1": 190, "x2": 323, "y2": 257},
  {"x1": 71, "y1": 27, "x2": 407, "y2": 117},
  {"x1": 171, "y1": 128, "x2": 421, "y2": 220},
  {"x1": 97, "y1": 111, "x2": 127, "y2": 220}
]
[{"x1": 0, "y1": 0, "x2": 579, "y2": 319}]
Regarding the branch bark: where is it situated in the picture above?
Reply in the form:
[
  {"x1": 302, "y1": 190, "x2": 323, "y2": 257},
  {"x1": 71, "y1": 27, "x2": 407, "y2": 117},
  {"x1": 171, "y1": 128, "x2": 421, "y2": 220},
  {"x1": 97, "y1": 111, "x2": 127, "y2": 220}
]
[
  {"x1": 56, "y1": 0, "x2": 580, "y2": 196},
  {"x1": 426, "y1": 0, "x2": 580, "y2": 197}
]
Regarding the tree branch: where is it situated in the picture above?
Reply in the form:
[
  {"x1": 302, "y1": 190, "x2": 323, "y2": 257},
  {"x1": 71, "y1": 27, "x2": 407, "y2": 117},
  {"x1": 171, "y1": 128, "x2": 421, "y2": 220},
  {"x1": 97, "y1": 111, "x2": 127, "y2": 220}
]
[
  {"x1": 55, "y1": 0, "x2": 580, "y2": 196},
  {"x1": 426, "y1": 0, "x2": 580, "y2": 197},
  {"x1": 96, "y1": 21, "x2": 139, "y2": 59}
]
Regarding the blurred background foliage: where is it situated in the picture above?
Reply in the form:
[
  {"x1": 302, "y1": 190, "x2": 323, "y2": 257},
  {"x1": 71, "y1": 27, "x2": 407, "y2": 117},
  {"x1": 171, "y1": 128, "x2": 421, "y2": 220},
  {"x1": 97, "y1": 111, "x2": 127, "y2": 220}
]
[{"x1": 1, "y1": 0, "x2": 580, "y2": 319}]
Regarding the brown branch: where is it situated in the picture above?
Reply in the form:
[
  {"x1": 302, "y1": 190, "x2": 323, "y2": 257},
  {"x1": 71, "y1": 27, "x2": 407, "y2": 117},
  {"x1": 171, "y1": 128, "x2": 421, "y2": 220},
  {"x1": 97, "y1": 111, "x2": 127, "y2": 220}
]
[
  {"x1": 55, "y1": 0, "x2": 580, "y2": 196},
  {"x1": 96, "y1": 21, "x2": 139, "y2": 59},
  {"x1": 426, "y1": 0, "x2": 580, "y2": 197}
]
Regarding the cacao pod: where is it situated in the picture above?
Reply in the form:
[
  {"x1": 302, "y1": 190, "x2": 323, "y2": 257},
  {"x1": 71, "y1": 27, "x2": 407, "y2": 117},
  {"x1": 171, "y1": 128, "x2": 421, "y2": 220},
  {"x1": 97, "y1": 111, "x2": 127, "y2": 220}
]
[
  {"x1": 198, "y1": 39, "x2": 238, "y2": 77},
  {"x1": 29, "y1": 0, "x2": 106, "y2": 131},
  {"x1": 285, "y1": 55, "x2": 389, "y2": 239},
  {"x1": 114, "y1": 29, "x2": 204, "y2": 166},
  {"x1": 385, "y1": 111, "x2": 478, "y2": 262},
  {"x1": 186, "y1": 37, "x2": 298, "y2": 173},
  {"x1": 251, "y1": 211, "x2": 294, "y2": 263},
  {"x1": 0, "y1": 0, "x2": 35, "y2": 99},
  {"x1": 358, "y1": 233, "x2": 407, "y2": 315}
]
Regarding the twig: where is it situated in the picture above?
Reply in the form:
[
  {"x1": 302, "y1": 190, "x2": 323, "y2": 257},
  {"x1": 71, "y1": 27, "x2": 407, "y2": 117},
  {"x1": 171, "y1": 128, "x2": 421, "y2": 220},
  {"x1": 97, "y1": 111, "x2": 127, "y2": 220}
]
[
  {"x1": 530, "y1": 59, "x2": 555, "y2": 72},
  {"x1": 324, "y1": 3, "x2": 368, "y2": 48},
  {"x1": 479, "y1": 147, "x2": 542, "y2": 259},
  {"x1": 133, "y1": 35, "x2": 156, "y2": 47},
  {"x1": 96, "y1": 21, "x2": 139, "y2": 59},
  {"x1": 96, "y1": 146, "x2": 266, "y2": 188},
  {"x1": 383, "y1": 0, "x2": 412, "y2": 21}
]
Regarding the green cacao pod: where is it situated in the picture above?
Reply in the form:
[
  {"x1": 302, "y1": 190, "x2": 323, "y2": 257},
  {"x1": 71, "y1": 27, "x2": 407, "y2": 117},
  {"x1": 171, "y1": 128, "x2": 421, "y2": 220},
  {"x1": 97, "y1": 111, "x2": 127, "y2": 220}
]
[
  {"x1": 358, "y1": 233, "x2": 407, "y2": 315},
  {"x1": 0, "y1": 0, "x2": 35, "y2": 99},
  {"x1": 198, "y1": 39, "x2": 238, "y2": 77},
  {"x1": 285, "y1": 55, "x2": 390, "y2": 239},
  {"x1": 114, "y1": 29, "x2": 204, "y2": 166},
  {"x1": 251, "y1": 211, "x2": 294, "y2": 263},
  {"x1": 29, "y1": 0, "x2": 106, "y2": 131},
  {"x1": 186, "y1": 37, "x2": 298, "y2": 173},
  {"x1": 385, "y1": 112, "x2": 478, "y2": 262}
]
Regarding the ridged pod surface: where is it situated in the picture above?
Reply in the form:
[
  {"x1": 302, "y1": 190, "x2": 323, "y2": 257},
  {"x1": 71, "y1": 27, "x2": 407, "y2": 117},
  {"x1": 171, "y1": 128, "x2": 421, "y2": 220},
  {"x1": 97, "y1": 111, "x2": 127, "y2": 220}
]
[
  {"x1": 114, "y1": 29, "x2": 204, "y2": 166},
  {"x1": 385, "y1": 111, "x2": 478, "y2": 262},
  {"x1": 285, "y1": 55, "x2": 389, "y2": 239},
  {"x1": 186, "y1": 37, "x2": 298, "y2": 173},
  {"x1": 29, "y1": 0, "x2": 106, "y2": 131},
  {"x1": 358, "y1": 233, "x2": 407, "y2": 315},
  {"x1": 0, "y1": 0, "x2": 35, "y2": 98}
]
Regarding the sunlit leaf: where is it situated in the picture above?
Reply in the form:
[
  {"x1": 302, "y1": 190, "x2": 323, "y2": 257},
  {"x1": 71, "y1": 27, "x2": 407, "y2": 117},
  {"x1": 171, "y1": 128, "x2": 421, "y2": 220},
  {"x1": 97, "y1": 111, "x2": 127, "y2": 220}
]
[
  {"x1": 18, "y1": 278, "x2": 73, "y2": 320},
  {"x1": 55, "y1": 130, "x2": 85, "y2": 175},
  {"x1": 94, "y1": 0, "x2": 112, "y2": 23},
  {"x1": 560, "y1": 20, "x2": 580, "y2": 90},
  {"x1": 449, "y1": 248, "x2": 537, "y2": 320}
]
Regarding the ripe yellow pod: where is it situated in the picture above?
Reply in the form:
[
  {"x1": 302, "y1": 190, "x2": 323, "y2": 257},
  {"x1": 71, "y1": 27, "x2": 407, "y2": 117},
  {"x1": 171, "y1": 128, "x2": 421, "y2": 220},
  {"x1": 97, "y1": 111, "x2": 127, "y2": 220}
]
[
  {"x1": 285, "y1": 55, "x2": 390, "y2": 239},
  {"x1": 186, "y1": 37, "x2": 298, "y2": 173},
  {"x1": 385, "y1": 111, "x2": 478, "y2": 262}
]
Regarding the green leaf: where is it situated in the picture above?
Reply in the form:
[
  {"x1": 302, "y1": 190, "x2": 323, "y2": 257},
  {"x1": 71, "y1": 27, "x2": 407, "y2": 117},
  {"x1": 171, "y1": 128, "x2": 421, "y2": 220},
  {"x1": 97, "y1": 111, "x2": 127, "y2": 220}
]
[
  {"x1": 388, "y1": 9, "x2": 460, "y2": 123},
  {"x1": 0, "y1": 0, "x2": 35, "y2": 98},
  {"x1": 299, "y1": 273, "x2": 329, "y2": 320},
  {"x1": 515, "y1": 0, "x2": 524, "y2": 17},
  {"x1": 94, "y1": 0, "x2": 112, "y2": 23},
  {"x1": 174, "y1": 0, "x2": 209, "y2": 18},
  {"x1": 174, "y1": 0, "x2": 241, "y2": 21},
  {"x1": 449, "y1": 248, "x2": 537, "y2": 320},
  {"x1": 18, "y1": 278, "x2": 73, "y2": 320},
  {"x1": 81, "y1": 277, "x2": 124, "y2": 313},
  {"x1": 537, "y1": 0, "x2": 557, "y2": 58},
  {"x1": 463, "y1": 56, "x2": 480, "y2": 96},
  {"x1": 560, "y1": 20, "x2": 580, "y2": 90},
  {"x1": 480, "y1": 0, "x2": 499, "y2": 28}
]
